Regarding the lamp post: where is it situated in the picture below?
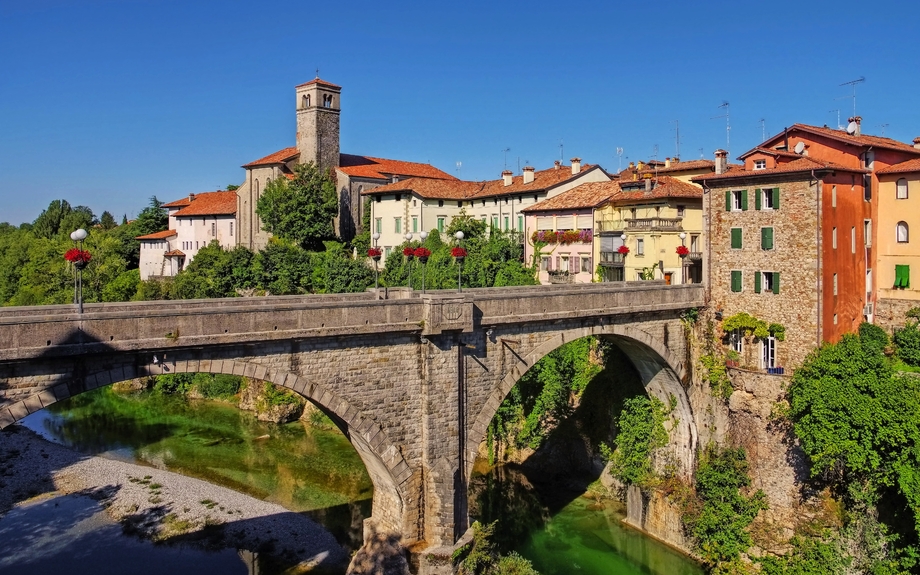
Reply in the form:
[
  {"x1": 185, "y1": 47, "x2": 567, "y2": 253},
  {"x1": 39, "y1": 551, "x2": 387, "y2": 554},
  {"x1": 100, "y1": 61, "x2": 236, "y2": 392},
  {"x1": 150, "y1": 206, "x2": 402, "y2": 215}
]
[
  {"x1": 455, "y1": 231, "x2": 464, "y2": 293},
  {"x1": 405, "y1": 233, "x2": 414, "y2": 289},
  {"x1": 372, "y1": 233, "x2": 381, "y2": 292},
  {"x1": 419, "y1": 231, "x2": 428, "y2": 294},
  {"x1": 679, "y1": 232, "x2": 687, "y2": 284},
  {"x1": 70, "y1": 228, "x2": 87, "y2": 313}
]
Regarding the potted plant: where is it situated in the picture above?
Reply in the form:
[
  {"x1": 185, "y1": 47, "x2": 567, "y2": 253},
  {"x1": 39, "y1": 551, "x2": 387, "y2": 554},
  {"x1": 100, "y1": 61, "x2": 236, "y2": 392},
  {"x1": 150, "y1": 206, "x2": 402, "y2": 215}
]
[
  {"x1": 367, "y1": 247, "x2": 382, "y2": 262},
  {"x1": 617, "y1": 245, "x2": 630, "y2": 255},
  {"x1": 676, "y1": 245, "x2": 689, "y2": 257},
  {"x1": 403, "y1": 246, "x2": 415, "y2": 260},
  {"x1": 725, "y1": 349, "x2": 741, "y2": 368},
  {"x1": 65, "y1": 248, "x2": 92, "y2": 270},
  {"x1": 451, "y1": 246, "x2": 467, "y2": 263},
  {"x1": 414, "y1": 247, "x2": 431, "y2": 264}
]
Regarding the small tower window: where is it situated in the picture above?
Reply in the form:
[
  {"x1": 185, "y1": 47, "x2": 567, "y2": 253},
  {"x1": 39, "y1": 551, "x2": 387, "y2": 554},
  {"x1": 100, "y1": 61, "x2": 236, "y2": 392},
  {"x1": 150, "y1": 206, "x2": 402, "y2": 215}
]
[
  {"x1": 323, "y1": 94, "x2": 333, "y2": 108},
  {"x1": 302, "y1": 94, "x2": 310, "y2": 108},
  {"x1": 897, "y1": 221, "x2": 909, "y2": 243}
]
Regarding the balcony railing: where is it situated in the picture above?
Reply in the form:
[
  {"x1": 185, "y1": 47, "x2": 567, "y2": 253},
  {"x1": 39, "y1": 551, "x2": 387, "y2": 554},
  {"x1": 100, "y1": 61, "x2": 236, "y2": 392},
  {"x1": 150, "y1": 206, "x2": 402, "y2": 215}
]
[
  {"x1": 547, "y1": 271, "x2": 575, "y2": 284},
  {"x1": 599, "y1": 251, "x2": 626, "y2": 265},
  {"x1": 688, "y1": 251, "x2": 703, "y2": 261},
  {"x1": 595, "y1": 218, "x2": 684, "y2": 233}
]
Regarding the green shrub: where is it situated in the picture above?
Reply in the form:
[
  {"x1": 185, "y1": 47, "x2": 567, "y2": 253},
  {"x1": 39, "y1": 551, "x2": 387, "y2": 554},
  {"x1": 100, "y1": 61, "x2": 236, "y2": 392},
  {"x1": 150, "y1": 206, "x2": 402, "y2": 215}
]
[
  {"x1": 859, "y1": 321, "x2": 890, "y2": 356},
  {"x1": 894, "y1": 321, "x2": 920, "y2": 367},
  {"x1": 605, "y1": 395, "x2": 669, "y2": 487},
  {"x1": 153, "y1": 373, "x2": 194, "y2": 395},
  {"x1": 758, "y1": 535, "x2": 848, "y2": 575},
  {"x1": 261, "y1": 382, "x2": 302, "y2": 407},
  {"x1": 196, "y1": 374, "x2": 242, "y2": 399}
]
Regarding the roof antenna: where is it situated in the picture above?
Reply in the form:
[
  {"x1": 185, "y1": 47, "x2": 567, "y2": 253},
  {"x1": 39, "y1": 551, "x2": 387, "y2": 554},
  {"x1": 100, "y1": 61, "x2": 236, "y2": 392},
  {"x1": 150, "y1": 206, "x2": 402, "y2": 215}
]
[
  {"x1": 502, "y1": 148, "x2": 510, "y2": 171},
  {"x1": 672, "y1": 120, "x2": 681, "y2": 159},
  {"x1": 559, "y1": 139, "x2": 564, "y2": 161},
  {"x1": 711, "y1": 101, "x2": 731, "y2": 157},
  {"x1": 315, "y1": 68, "x2": 320, "y2": 79},
  {"x1": 839, "y1": 76, "x2": 865, "y2": 117},
  {"x1": 698, "y1": 147, "x2": 704, "y2": 159},
  {"x1": 616, "y1": 147, "x2": 624, "y2": 172},
  {"x1": 759, "y1": 118, "x2": 766, "y2": 142},
  {"x1": 879, "y1": 123, "x2": 889, "y2": 136},
  {"x1": 828, "y1": 109, "x2": 842, "y2": 129},
  {"x1": 456, "y1": 161, "x2": 462, "y2": 178}
]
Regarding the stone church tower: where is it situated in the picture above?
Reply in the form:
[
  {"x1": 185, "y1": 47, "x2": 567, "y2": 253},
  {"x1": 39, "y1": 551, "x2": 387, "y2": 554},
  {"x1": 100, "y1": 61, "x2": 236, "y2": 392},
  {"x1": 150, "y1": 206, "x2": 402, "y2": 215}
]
[{"x1": 295, "y1": 78, "x2": 341, "y2": 172}]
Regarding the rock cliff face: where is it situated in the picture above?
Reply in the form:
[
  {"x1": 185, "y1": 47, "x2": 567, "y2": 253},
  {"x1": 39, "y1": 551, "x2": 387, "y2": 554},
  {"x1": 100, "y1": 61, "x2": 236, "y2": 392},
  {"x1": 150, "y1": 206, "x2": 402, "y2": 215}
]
[{"x1": 238, "y1": 379, "x2": 305, "y2": 424}]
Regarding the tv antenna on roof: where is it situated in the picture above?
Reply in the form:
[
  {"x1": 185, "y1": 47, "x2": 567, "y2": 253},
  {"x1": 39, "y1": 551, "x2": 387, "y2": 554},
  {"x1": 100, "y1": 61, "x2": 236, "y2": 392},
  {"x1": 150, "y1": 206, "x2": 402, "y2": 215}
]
[
  {"x1": 672, "y1": 119, "x2": 681, "y2": 159},
  {"x1": 616, "y1": 147, "x2": 624, "y2": 172},
  {"x1": 759, "y1": 119, "x2": 766, "y2": 142},
  {"x1": 839, "y1": 76, "x2": 865, "y2": 117},
  {"x1": 559, "y1": 140, "x2": 564, "y2": 161},
  {"x1": 456, "y1": 161, "x2": 462, "y2": 178},
  {"x1": 879, "y1": 123, "x2": 889, "y2": 136},
  {"x1": 828, "y1": 109, "x2": 842, "y2": 129},
  {"x1": 502, "y1": 148, "x2": 510, "y2": 170},
  {"x1": 711, "y1": 101, "x2": 731, "y2": 157}
]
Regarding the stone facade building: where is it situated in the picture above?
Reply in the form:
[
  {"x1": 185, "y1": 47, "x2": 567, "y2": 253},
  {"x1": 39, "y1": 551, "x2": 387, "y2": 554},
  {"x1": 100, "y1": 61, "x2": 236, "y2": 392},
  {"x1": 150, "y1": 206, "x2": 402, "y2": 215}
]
[
  {"x1": 876, "y1": 154, "x2": 920, "y2": 329},
  {"x1": 235, "y1": 78, "x2": 457, "y2": 251},
  {"x1": 136, "y1": 191, "x2": 237, "y2": 280}
]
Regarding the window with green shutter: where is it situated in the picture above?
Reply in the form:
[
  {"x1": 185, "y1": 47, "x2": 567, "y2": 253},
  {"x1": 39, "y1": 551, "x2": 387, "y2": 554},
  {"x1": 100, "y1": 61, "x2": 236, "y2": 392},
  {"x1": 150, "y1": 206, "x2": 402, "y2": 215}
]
[
  {"x1": 755, "y1": 189, "x2": 762, "y2": 210},
  {"x1": 761, "y1": 227, "x2": 774, "y2": 250},
  {"x1": 725, "y1": 190, "x2": 732, "y2": 211},
  {"x1": 772, "y1": 187, "x2": 780, "y2": 210},
  {"x1": 773, "y1": 272, "x2": 780, "y2": 293},
  {"x1": 741, "y1": 190, "x2": 749, "y2": 211},
  {"x1": 754, "y1": 271, "x2": 762, "y2": 293},
  {"x1": 731, "y1": 228, "x2": 742, "y2": 249},
  {"x1": 731, "y1": 270, "x2": 742, "y2": 292},
  {"x1": 895, "y1": 265, "x2": 910, "y2": 288}
]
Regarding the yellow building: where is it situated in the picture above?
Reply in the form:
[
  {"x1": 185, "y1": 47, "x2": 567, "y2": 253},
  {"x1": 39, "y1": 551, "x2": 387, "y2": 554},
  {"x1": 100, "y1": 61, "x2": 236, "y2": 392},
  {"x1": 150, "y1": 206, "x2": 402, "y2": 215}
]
[
  {"x1": 875, "y1": 158, "x2": 920, "y2": 327},
  {"x1": 594, "y1": 176, "x2": 703, "y2": 284}
]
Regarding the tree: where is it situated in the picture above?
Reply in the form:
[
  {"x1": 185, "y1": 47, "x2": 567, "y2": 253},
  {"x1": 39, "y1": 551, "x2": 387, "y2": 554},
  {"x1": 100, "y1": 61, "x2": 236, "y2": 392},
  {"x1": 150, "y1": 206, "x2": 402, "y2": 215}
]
[
  {"x1": 133, "y1": 196, "x2": 168, "y2": 236},
  {"x1": 226, "y1": 184, "x2": 240, "y2": 191},
  {"x1": 99, "y1": 211, "x2": 117, "y2": 230},
  {"x1": 256, "y1": 162, "x2": 338, "y2": 250},
  {"x1": 606, "y1": 395, "x2": 669, "y2": 487}
]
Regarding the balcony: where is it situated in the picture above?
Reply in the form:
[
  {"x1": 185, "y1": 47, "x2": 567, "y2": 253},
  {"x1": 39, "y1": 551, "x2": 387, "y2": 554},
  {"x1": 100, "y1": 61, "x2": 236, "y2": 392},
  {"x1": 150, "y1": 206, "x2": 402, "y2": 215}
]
[
  {"x1": 547, "y1": 271, "x2": 574, "y2": 284},
  {"x1": 688, "y1": 251, "x2": 703, "y2": 261},
  {"x1": 624, "y1": 217, "x2": 683, "y2": 232},
  {"x1": 599, "y1": 251, "x2": 626, "y2": 266}
]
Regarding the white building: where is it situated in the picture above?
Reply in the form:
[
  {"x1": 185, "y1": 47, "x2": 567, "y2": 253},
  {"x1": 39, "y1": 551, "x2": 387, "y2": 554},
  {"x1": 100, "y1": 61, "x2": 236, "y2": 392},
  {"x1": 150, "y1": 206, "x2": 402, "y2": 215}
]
[{"x1": 136, "y1": 191, "x2": 237, "y2": 280}]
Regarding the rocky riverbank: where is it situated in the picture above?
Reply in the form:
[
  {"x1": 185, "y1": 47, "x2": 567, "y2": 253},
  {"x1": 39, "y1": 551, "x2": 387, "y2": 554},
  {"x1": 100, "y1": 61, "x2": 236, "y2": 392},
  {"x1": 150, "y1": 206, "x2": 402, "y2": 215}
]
[{"x1": 0, "y1": 424, "x2": 350, "y2": 573}]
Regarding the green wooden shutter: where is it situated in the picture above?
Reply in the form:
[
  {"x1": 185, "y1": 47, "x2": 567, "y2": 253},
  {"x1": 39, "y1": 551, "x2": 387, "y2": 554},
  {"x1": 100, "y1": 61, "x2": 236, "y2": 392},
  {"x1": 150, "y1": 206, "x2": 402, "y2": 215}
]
[
  {"x1": 772, "y1": 188, "x2": 780, "y2": 210},
  {"x1": 896, "y1": 265, "x2": 910, "y2": 288},
  {"x1": 761, "y1": 227, "x2": 774, "y2": 250},
  {"x1": 731, "y1": 228, "x2": 742, "y2": 249},
  {"x1": 741, "y1": 190, "x2": 749, "y2": 211},
  {"x1": 731, "y1": 270, "x2": 742, "y2": 292},
  {"x1": 755, "y1": 189, "x2": 762, "y2": 210},
  {"x1": 725, "y1": 191, "x2": 732, "y2": 211},
  {"x1": 754, "y1": 271, "x2": 762, "y2": 293},
  {"x1": 773, "y1": 272, "x2": 780, "y2": 294}
]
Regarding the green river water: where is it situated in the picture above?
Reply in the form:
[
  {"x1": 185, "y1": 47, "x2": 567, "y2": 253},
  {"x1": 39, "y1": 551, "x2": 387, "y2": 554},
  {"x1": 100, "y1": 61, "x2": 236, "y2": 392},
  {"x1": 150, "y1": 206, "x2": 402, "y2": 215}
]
[{"x1": 9, "y1": 387, "x2": 703, "y2": 575}]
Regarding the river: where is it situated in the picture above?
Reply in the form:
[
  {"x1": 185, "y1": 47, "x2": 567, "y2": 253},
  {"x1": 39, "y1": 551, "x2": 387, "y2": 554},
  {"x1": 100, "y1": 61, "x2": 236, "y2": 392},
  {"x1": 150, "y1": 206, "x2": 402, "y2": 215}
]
[{"x1": 3, "y1": 386, "x2": 702, "y2": 574}]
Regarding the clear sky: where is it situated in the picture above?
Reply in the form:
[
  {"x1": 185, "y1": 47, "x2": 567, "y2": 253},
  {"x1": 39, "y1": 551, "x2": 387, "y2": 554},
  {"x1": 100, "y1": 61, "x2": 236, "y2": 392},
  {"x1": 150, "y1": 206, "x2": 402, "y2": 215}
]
[{"x1": 2, "y1": 0, "x2": 918, "y2": 226}]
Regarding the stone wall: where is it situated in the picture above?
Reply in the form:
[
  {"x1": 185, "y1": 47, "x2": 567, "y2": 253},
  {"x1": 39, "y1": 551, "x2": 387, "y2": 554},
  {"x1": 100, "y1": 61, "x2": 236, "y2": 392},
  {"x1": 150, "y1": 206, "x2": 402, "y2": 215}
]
[{"x1": 875, "y1": 297, "x2": 919, "y2": 332}]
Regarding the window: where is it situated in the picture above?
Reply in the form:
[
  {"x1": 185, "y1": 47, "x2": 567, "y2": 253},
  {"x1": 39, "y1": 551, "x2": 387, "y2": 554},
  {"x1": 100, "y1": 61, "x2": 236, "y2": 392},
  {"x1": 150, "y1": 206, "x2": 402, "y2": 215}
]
[
  {"x1": 541, "y1": 257, "x2": 550, "y2": 271},
  {"x1": 731, "y1": 270, "x2": 742, "y2": 292},
  {"x1": 864, "y1": 174, "x2": 872, "y2": 202},
  {"x1": 375, "y1": 218, "x2": 382, "y2": 234},
  {"x1": 384, "y1": 247, "x2": 392, "y2": 258},
  {"x1": 211, "y1": 222, "x2": 216, "y2": 237},
  {"x1": 504, "y1": 216, "x2": 509, "y2": 231},
  {"x1": 561, "y1": 256, "x2": 569, "y2": 272},
  {"x1": 757, "y1": 187, "x2": 778, "y2": 210},
  {"x1": 761, "y1": 227, "x2": 773, "y2": 250},
  {"x1": 754, "y1": 159, "x2": 766, "y2": 170},
  {"x1": 895, "y1": 265, "x2": 911, "y2": 288},
  {"x1": 581, "y1": 256, "x2": 593, "y2": 273},
  {"x1": 898, "y1": 222, "x2": 909, "y2": 243},
  {"x1": 832, "y1": 185, "x2": 837, "y2": 208},
  {"x1": 834, "y1": 314, "x2": 838, "y2": 325},
  {"x1": 729, "y1": 329, "x2": 743, "y2": 353},
  {"x1": 437, "y1": 217, "x2": 445, "y2": 233},
  {"x1": 636, "y1": 238, "x2": 644, "y2": 255},
  {"x1": 438, "y1": 200, "x2": 444, "y2": 207},
  {"x1": 302, "y1": 94, "x2": 310, "y2": 108},
  {"x1": 690, "y1": 234, "x2": 700, "y2": 252},
  {"x1": 630, "y1": 208, "x2": 637, "y2": 219},
  {"x1": 394, "y1": 217, "x2": 401, "y2": 234},
  {"x1": 518, "y1": 215, "x2": 524, "y2": 232},
  {"x1": 864, "y1": 220, "x2": 872, "y2": 247},
  {"x1": 229, "y1": 222, "x2": 234, "y2": 236},
  {"x1": 762, "y1": 337, "x2": 777, "y2": 369},
  {"x1": 833, "y1": 273, "x2": 838, "y2": 295},
  {"x1": 492, "y1": 216, "x2": 499, "y2": 229},
  {"x1": 754, "y1": 271, "x2": 780, "y2": 294},
  {"x1": 897, "y1": 178, "x2": 909, "y2": 199},
  {"x1": 726, "y1": 189, "x2": 748, "y2": 211},
  {"x1": 852, "y1": 227, "x2": 856, "y2": 253},
  {"x1": 731, "y1": 227, "x2": 743, "y2": 249},
  {"x1": 457, "y1": 201, "x2": 463, "y2": 208},
  {"x1": 677, "y1": 205, "x2": 685, "y2": 217},
  {"x1": 412, "y1": 216, "x2": 418, "y2": 233},
  {"x1": 832, "y1": 227, "x2": 837, "y2": 249}
]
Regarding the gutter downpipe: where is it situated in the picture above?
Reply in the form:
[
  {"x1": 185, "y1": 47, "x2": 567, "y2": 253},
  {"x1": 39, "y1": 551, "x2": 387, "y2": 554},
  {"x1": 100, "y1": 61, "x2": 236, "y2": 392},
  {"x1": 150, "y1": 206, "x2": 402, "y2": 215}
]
[
  {"x1": 813, "y1": 169, "x2": 822, "y2": 348},
  {"x1": 701, "y1": 179, "x2": 712, "y2": 306}
]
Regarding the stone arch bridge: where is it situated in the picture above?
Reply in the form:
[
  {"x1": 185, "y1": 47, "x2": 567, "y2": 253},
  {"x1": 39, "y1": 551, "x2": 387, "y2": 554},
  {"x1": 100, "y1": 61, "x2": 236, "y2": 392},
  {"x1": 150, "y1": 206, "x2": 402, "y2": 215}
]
[{"x1": 0, "y1": 282, "x2": 703, "y2": 572}]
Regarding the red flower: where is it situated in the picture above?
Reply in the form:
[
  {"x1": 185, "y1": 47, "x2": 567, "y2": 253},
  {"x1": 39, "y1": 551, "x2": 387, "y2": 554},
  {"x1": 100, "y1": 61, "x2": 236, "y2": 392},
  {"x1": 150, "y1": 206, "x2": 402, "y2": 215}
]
[
  {"x1": 64, "y1": 248, "x2": 92, "y2": 263},
  {"x1": 367, "y1": 247, "x2": 382, "y2": 258},
  {"x1": 403, "y1": 247, "x2": 415, "y2": 257},
  {"x1": 617, "y1": 245, "x2": 630, "y2": 255},
  {"x1": 451, "y1": 247, "x2": 468, "y2": 258},
  {"x1": 676, "y1": 245, "x2": 690, "y2": 256},
  {"x1": 414, "y1": 247, "x2": 431, "y2": 258}
]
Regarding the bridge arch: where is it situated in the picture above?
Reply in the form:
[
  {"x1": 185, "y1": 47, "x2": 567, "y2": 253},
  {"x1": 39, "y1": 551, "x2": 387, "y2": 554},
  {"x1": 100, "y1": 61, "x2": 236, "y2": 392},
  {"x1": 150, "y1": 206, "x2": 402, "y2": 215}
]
[
  {"x1": 3, "y1": 358, "x2": 410, "y2": 536},
  {"x1": 467, "y1": 323, "x2": 698, "y2": 482}
]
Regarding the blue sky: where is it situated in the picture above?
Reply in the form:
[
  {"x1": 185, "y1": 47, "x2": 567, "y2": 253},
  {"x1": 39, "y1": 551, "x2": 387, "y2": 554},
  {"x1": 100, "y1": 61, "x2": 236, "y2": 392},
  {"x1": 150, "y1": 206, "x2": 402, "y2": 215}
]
[{"x1": 2, "y1": 0, "x2": 918, "y2": 225}]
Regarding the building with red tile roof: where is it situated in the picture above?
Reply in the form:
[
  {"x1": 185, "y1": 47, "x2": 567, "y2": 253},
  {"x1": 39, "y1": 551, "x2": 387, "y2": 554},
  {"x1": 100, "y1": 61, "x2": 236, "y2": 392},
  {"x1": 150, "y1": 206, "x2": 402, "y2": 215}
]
[
  {"x1": 136, "y1": 191, "x2": 238, "y2": 280},
  {"x1": 235, "y1": 77, "x2": 457, "y2": 251}
]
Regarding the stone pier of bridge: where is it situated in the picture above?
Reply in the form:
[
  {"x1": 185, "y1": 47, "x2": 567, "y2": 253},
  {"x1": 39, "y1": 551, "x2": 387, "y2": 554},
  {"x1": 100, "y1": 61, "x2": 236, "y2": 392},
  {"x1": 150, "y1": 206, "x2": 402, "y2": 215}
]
[{"x1": 0, "y1": 282, "x2": 704, "y2": 573}]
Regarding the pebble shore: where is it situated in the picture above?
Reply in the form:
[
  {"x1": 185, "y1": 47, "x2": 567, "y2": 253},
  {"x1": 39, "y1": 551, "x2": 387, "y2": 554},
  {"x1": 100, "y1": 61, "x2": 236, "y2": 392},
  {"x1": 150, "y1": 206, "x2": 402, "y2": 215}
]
[{"x1": 0, "y1": 424, "x2": 350, "y2": 571}]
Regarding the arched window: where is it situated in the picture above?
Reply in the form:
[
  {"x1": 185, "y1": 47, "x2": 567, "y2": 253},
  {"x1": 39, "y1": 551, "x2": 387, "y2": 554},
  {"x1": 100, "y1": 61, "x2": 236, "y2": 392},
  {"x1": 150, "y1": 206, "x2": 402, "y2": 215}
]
[
  {"x1": 897, "y1": 221, "x2": 909, "y2": 243},
  {"x1": 323, "y1": 94, "x2": 332, "y2": 108},
  {"x1": 302, "y1": 94, "x2": 310, "y2": 108},
  {"x1": 254, "y1": 179, "x2": 260, "y2": 199},
  {"x1": 897, "y1": 178, "x2": 909, "y2": 199}
]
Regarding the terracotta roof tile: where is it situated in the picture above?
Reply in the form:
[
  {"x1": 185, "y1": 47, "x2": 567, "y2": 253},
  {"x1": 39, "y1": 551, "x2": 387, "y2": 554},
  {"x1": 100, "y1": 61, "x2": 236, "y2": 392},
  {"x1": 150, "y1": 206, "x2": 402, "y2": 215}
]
[
  {"x1": 171, "y1": 191, "x2": 238, "y2": 217},
  {"x1": 471, "y1": 164, "x2": 602, "y2": 198},
  {"x1": 162, "y1": 197, "x2": 193, "y2": 208},
  {"x1": 360, "y1": 178, "x2": 480, "y2": 200},
  {"x1": 522, "y1": 181, "x2": 618, "y2": 212},
  {"x1": 295, "y1": 77, "x2": 341, "y2": 89},
  {"x1": 693, "y1": 157, "x2": 867, "y2": 183},
  {"x1": 739, "y1": 147, "x2": 803, "y2": 160},
  {"x1": 613, "y1": 176, "x2": 703, "y2": 201},
  {"x1": 338, "y1": 154, "x2": 457, "y2": 180},
  {"x1": 757, "y1": 124, "x2": 920, "y2": 156},
  {"x1": 878, "y1": 158, "x2": 920, "y2": 175},
  {"x1": 164, "y1": 250, "x2": 186, "y2": 257},
  {"x1": 136, "y1": 230, "x2": 177, "y2": 240},
  {"x1": 242, "y1": 147, "x2": 299, "y2": 168}
]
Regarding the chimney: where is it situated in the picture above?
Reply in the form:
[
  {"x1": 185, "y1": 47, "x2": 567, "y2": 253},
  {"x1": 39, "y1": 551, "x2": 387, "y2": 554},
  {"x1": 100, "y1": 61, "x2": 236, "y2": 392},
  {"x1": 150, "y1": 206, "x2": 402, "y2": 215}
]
[
  {"x1": 523, "y1": 166, "x2": 535, "y2": 184},
  {"x1": 570, "y1": 157, "x2": 581, "y2": 174},
  {"x1": 714, "y1": 149, "x2": 728, "y2": 174},
  {"x1": 188, "y1": 193, "x2": 196, "y2": 202},
  {"x1": 637, "y1": 161, "x2": 645, "y2": 171},
  {"x1": 848, "y1": 116, "x2": 862, "y2": 136},
  {"x1": 644, "y1": 176, "x2": 653, "y2": 191},
  {"x1": 672, "y1": 157, "x2": 679, "y2": 165},
  {"x1": 628, "y1": 161, "x2": 635, "y2": 171},
  {"x1": 913, "y1": 137, "x2": 920, "y2": 150},
  {"x1": 665, "y1": 157, "x2": 671, "y2": 168},
  {"x1": 554, "y1": 160, "x2": 561, "y2": 170},
  {"x1": 502, "y1": 170, "x2": 513, "y2": 186}
]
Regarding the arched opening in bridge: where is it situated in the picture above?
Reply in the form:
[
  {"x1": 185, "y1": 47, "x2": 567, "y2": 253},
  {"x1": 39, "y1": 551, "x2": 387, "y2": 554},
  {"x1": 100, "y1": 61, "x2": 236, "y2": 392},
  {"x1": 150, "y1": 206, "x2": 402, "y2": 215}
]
[
  {"x1": 4, "y1": 366, "x2": 397, "y2": 573},
  {"x1": 465, "y1": 331, "x2": 700, "y2": 575}
]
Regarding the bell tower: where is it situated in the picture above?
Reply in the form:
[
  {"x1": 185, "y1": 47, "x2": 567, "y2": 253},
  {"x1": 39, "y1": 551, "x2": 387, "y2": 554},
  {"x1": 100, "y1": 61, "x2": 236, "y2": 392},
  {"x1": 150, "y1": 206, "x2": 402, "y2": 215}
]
[{"x1": 295, "y1": 76, "x2": 341, "y2": 172}]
